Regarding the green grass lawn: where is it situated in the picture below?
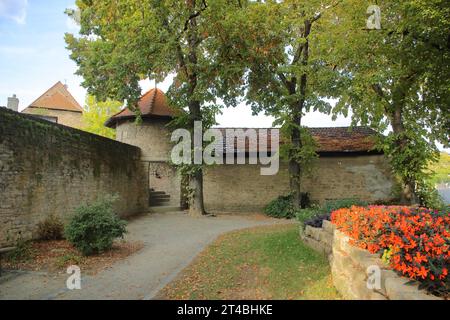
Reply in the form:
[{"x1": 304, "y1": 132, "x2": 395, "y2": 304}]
[{"x1": 160, "y1": 224, "x2": 341, "y2": 300}]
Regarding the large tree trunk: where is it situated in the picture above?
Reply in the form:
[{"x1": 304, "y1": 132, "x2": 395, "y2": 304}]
[
  {"x1": 188, "y1": 167, "x2": 206, "y2": 216},
  {"x1": 289, "y1": 20, "x2": 311, "y2": 209},
  {"x1": 185, "y1": 1, "x2": 206, "y2": 216},
  {"x1": 390, "y1": 104, "x2": 418, "y2": 205},
  {"x1": 289, "y1": 112, "x2": 302, "y2": 209},
  {"x1": 188, "y1": 99, "x2": 207, "y2": 217}
]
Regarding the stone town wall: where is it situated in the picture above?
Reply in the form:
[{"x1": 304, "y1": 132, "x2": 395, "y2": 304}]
[
  {"x1": 204, "y1": 155, "x2": 395, "y2": 213},
  {"x1": 0, "y1": 107, "x2": 148, "y2": 247}
]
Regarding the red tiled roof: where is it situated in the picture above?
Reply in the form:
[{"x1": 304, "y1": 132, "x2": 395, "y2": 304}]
[
  {"x1": 213, "y1": 127, "x2": 379, "y2": 154},
  {"x1": 105, "y1": 88, "x2": 177, "y2": 127},
  {"x1": 26, "y1": 81, "x2": 83, "y2": 113}
]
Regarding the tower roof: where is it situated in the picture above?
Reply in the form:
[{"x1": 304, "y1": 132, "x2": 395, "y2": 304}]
[
  {"x1": 26, "y1": 81, "x2": 83, "y2": 113},
  {"x1": 105, "y1": 88, "x2": 177, "y2": 127}
]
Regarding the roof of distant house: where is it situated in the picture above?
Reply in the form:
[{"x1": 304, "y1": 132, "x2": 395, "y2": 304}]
[
  {"x1": 26, "y1": 81, "x2": 83, "y2": 113},
  {"x1": 105, "y1": 88, "x2": 177, "y2": 127}
]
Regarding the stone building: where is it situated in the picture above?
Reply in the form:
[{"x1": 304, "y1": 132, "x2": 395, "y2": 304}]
[
  {"x1": 22, "y1": 81, "x2": 83, "y2": 128},
  {"x1": 106, "y1": 88, "x2": 397, "y2": 213}
]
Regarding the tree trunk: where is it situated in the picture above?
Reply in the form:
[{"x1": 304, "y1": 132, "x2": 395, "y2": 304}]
[
  {"x1": 289, "y1": 20, "x2": 311, "y2": 209},
  {"x1": 185, "y1": 1, "x2": 206, "y2": 216},
  {"x1": 289, "y1": 112, "x2": 302, "y2": 209},
  {"x1": 188, "y1": 167, "x2": 206, "y2": 216},
  {"x1": 187, "y1": 99, "x2": 207, "y2": 217},
  {"x1": 390, "y1": 104, "x2": 418, "y2": 205}
]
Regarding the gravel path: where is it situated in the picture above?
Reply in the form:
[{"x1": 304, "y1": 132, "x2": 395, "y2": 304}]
[{"x1": 0, "y1": 212, "x2": 293, "y2": 300}]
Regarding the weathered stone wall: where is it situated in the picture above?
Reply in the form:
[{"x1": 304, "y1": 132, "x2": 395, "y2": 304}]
[
  {"x1": 300, "y1": 220, "x2": 442, "y2": 300},
  {"x1": 331, "y1": 230, "x2": 442, "y2": 300},
  {"x1": 22, "y1": 107, "x2": 83, "y2": 129},
  {"x1": 0, "y1": 107, "x2": 148, "y2": 247},
  {"x1": 299, "y1": 220, "x2": 335, "y2": 256},
  {"x1": 204, "y1": 155, "x2": 395, "y2": 213}
]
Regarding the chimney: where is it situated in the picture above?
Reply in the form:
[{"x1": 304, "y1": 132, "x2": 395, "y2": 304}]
[{"x1": 7, "y1": 94, "x2": 19, "y2": 112}]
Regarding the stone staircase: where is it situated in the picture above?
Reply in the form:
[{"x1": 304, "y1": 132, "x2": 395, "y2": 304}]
[{"x1": 148, "y1": 188, "x2": 181, "y2": 213}]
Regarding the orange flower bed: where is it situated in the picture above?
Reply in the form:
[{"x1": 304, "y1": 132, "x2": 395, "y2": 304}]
[{"x1": 331, "y1": 206, "x2": 450, "y2": 296}]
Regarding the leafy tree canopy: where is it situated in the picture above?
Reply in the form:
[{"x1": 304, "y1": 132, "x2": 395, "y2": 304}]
[{"x1": 81, "y1": 95, "x2": 122, "y2": 139}]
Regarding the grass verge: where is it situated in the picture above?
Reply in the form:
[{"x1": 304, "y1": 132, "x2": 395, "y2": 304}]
[{"x1": 159, "y1": 224, "x2": 340, "y2": 300}]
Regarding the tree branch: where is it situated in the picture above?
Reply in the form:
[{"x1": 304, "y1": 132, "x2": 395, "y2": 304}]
[{"x1": 183, "y1": 0, "x2": 208, "y2": 32}]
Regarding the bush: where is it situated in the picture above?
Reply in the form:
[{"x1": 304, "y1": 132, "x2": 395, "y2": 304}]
[
  {"x1": 64, "y1": 195, "x2": 127, "y2": 256},
  {"x1": 37, "y1": 215, "x2": 64, "y2": 240},
  {"x1": 295, "y1": 205, "x2": 321, "y2": 223},
  {"x1": 264, "y1": 195, "x2": 296, "y2": 219},
  {"x1": 301, "y1": 199, "x2": 368, "y2": 227},
  {"x1": 6, "y1": 238, "x2": 34, "y2": 262},
  {"x1": 331, "y1": 205, "x2": 450, "y2": 297},
  {"x1": 265, "y1": 193, "x2": 312, "y2": 219}
]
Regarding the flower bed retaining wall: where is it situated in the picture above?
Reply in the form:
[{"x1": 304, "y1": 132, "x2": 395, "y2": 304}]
[{"x1": 300, "y1": 222, "x2": 443, "y2": 300}]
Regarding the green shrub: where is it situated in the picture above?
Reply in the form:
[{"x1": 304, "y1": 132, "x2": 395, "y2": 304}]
[
  {"x1": 295, "y1": 205, "x2": 321, "y2": 223},
  {"x1": 37, "y1": 215, "x2": 64, "y2": 240},
  {"x1": 300, "y1": 198, "x2": 368, "y2": 228},
  {"x1": 322, "y1": 198, "x2": 368, "y2": 213},
  {"x1": 6, "y1": 238, "x2": 34, "y2": 263},
  {"x1": 264, "y1": 195, "x2": 296, "y2": 219},
  {"x1": 64, "y1": 195, "x2": 127, "y2": 256}
]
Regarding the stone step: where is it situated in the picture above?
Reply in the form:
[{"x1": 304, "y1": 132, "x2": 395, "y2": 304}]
[
  {"x1": 150, "y1": 193, "x2": 170, "y2": 198},
  {"x1": 149, "y1": 191, "x2": 168, "y2": 196}
]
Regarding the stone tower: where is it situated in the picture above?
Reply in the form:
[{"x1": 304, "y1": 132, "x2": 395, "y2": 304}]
[{"x1": 105, "y1": 88, "x2": 182, "y2": 209}]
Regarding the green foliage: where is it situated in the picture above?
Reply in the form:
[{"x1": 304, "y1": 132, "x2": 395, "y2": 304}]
[
  {"x1": 37, "y1": 215, "x2": 64, "y2": 240},
  {"x1": 428, "y1": 152, "x2": 450, "y2": 185},
  {"x1": 6, "y1": 238, "x2": 34, "y2": 263},
  {"x1": 81, "y1": 95, "x2": 121, "y2": 139},
  {"x1": 322, "y1": 199, "x2": 368, "y2": 214},
  {"x1": 66, "y1": 1, "x2": 252, "y2": 215},
  {"x1": 328, "y1": 1, "x2": 450, "y2": 203},
  {"x1": 264, "y1": 195, "x2": 297, "y2": 219},
  {"x1": 64, "y1": 195, "x2": 127, "y2": 256},
  {"x1": 56, "y1": 253, "x2": 83, "y2": 269},
  {"x1": 298, "y1": 198, "x2": 368, "y2": 228},
  {"x1": 416, "y1": 180, "x2": 445, "y2": 210},
  {"x1": 295, "y1": 205, "x2": 321, "y2": 223}
]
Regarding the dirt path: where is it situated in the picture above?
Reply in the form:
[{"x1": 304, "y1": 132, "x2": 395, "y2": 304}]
[{"x1": 0, "y1": 212, "x2": 293, "y2": 300}]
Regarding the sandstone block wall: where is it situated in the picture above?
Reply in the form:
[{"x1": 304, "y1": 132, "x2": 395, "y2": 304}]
[
  {"x1": 204, "y1": 155, "x2": 395, "y2": 213},
  {"x1": 0, "y1": 107, "x2": 148, "y2": 246},
  {"x1": 299, "y1": 220, "x2": 335, "y2": 256},
  {"x1": 331, "y1": 230, "x2": 442, "y2": 300},
  {"x1": 300, "y1": 218, "x2": 442, "y2": 300}
]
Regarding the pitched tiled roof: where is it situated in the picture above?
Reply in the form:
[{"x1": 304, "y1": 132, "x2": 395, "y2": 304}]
[
  {"x1": 213, "y1": 126, "x2": 379, "y2": 154},
  {"x1": 26, "y1": 81, "x2": 83, "y2": 113},
  {"x1": 105, "y1": 88, "x2": 177, "y2": 127}
]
